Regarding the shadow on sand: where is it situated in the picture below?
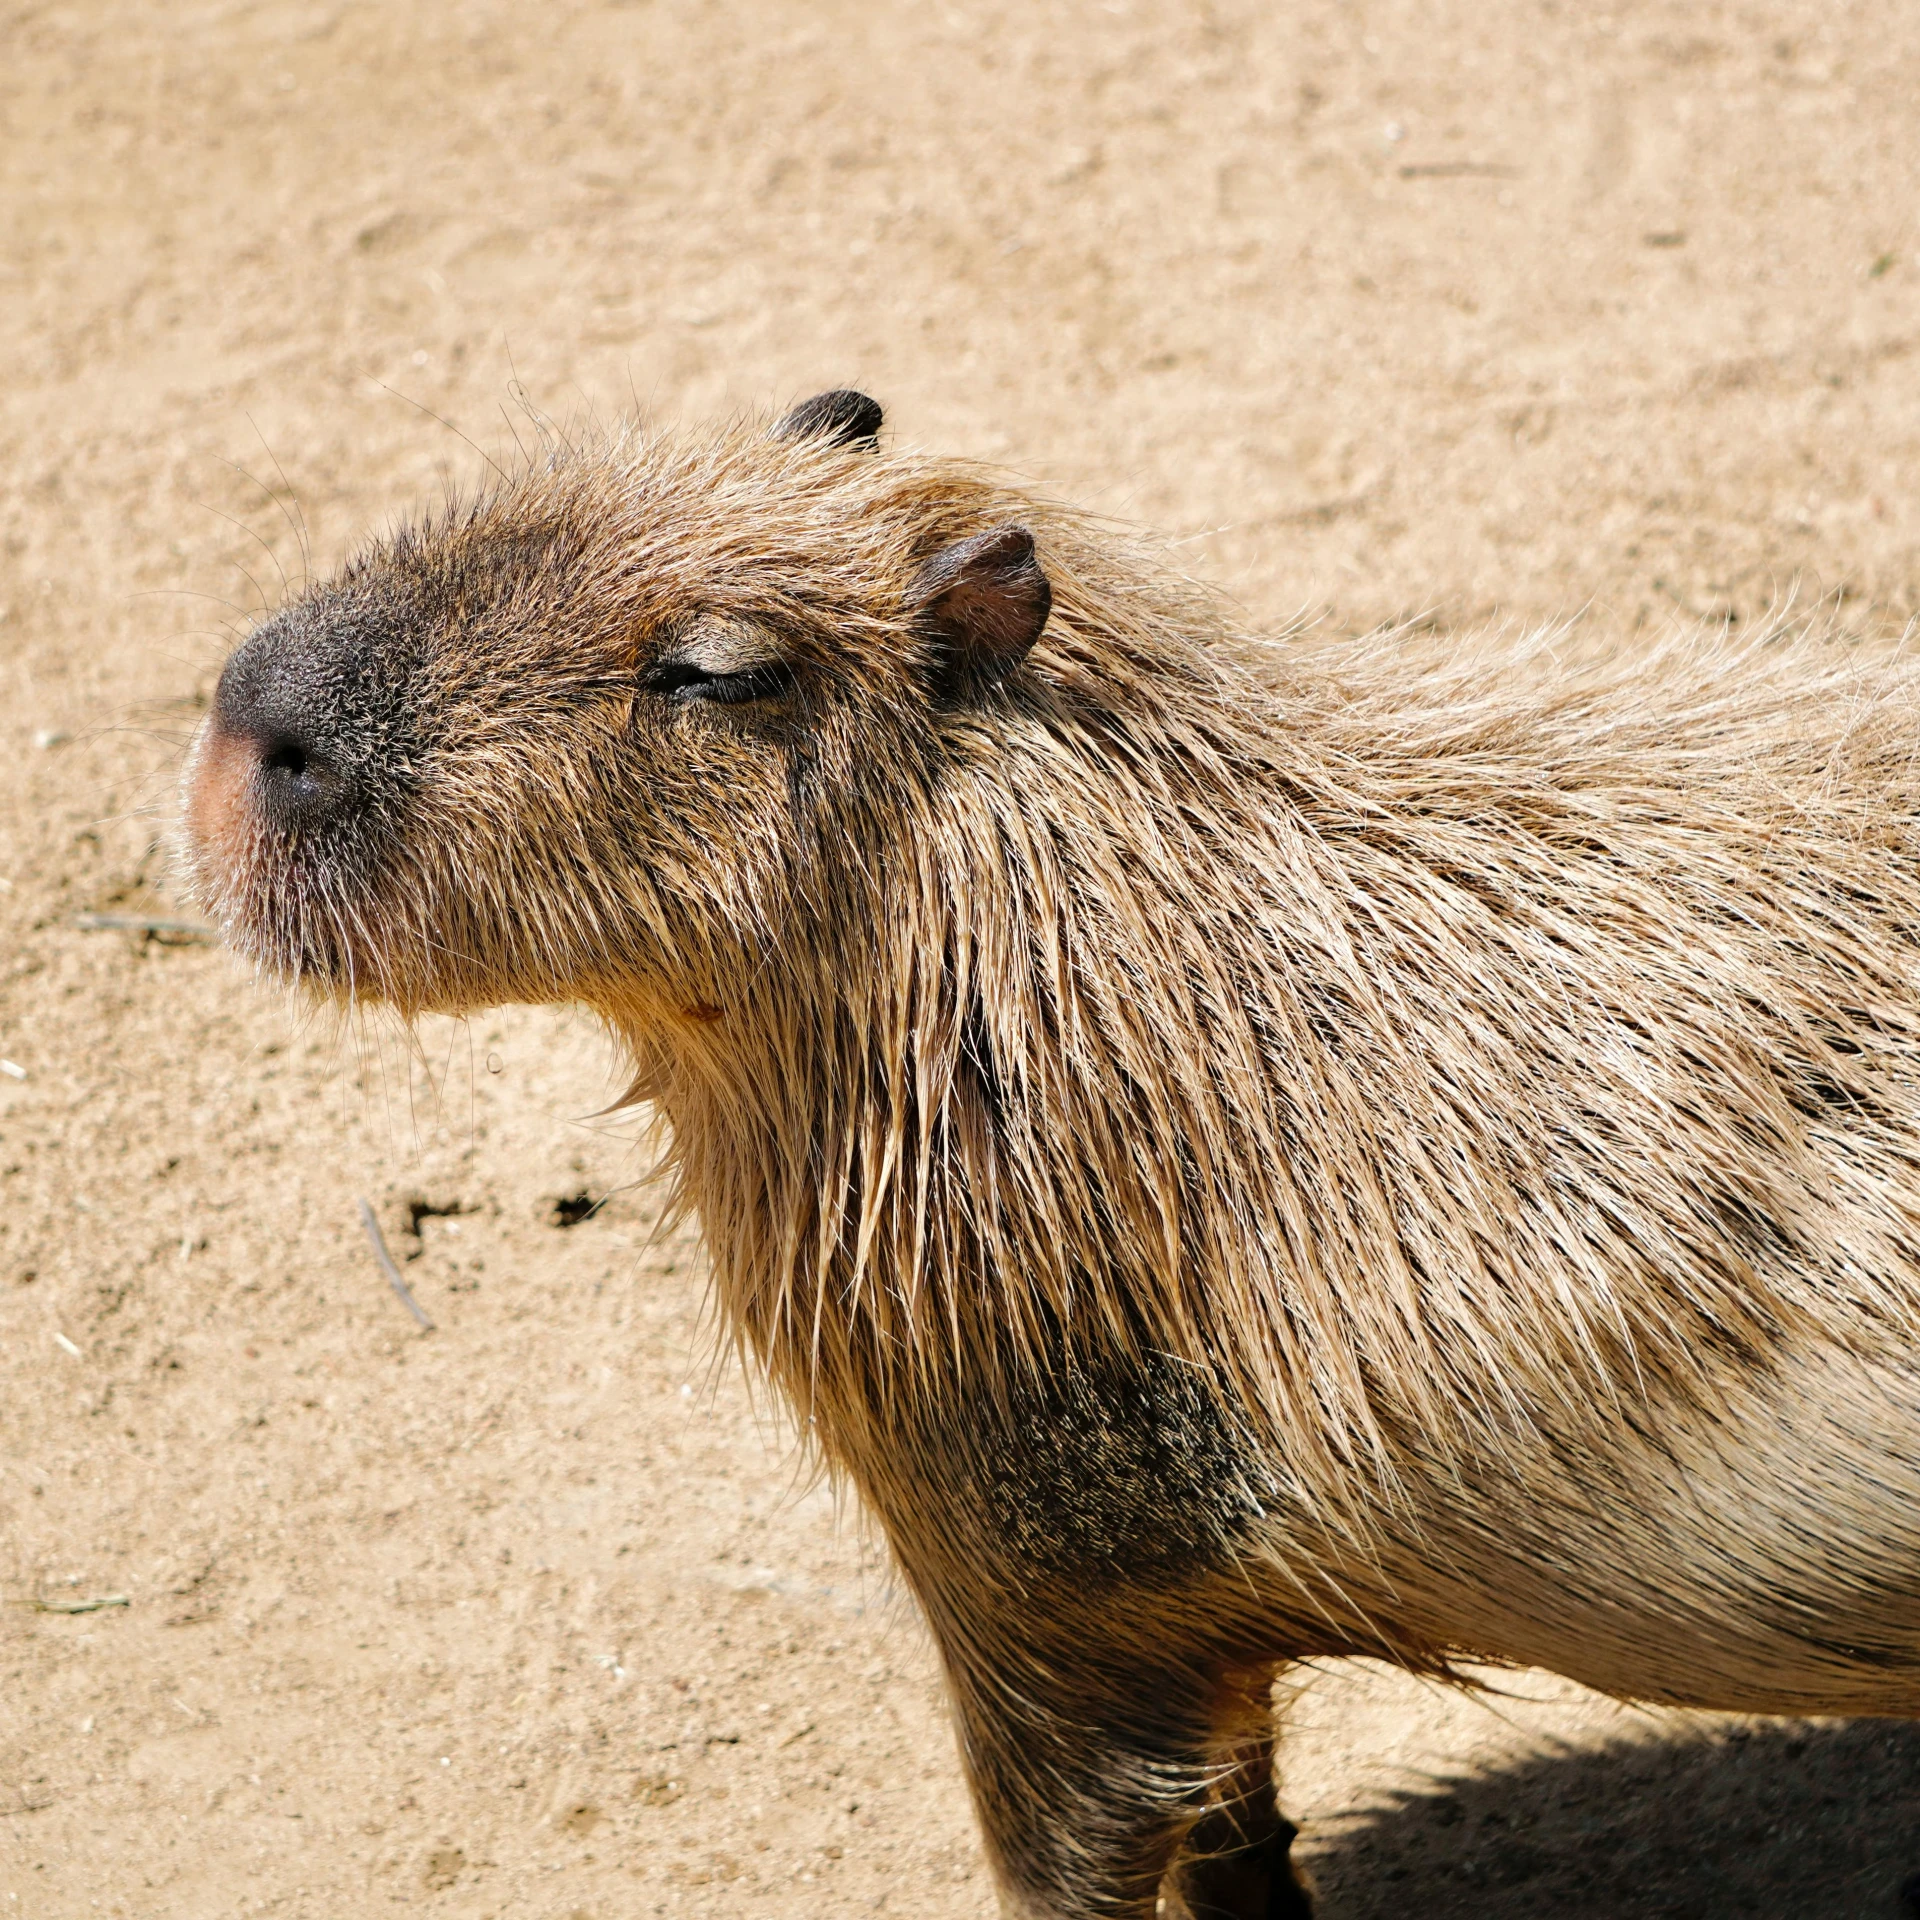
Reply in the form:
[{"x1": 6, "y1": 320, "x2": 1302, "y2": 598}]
[{"x1": 1302, "y1": 1718, "x2": 1920, "y2": 1919}]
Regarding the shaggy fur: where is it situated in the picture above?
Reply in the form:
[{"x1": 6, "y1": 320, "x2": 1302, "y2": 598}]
[{"x1": 184, "y1": 397, "x2": 1920, "y2": 1919}]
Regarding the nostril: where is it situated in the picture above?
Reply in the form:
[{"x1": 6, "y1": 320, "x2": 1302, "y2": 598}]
[
  {"x1": 260, "y1": 737, "x2": 309, "y2": 781},
  {"x1": 251, "y1": 730, "x2": 354, "y2": 827}
]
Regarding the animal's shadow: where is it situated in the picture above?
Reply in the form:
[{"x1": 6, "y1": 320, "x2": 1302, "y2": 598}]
[{"x1": 1302, "y1": 1719, "x2": 1920, "y2": 1918}]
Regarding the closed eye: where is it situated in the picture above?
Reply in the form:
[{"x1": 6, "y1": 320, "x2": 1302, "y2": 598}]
[{"x1": 642, "y1": 658, "x2": 799, "y2": 707}]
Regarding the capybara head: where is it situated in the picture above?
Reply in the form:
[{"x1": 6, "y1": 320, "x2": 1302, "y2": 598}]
[{"x1": 183, "y1": 392, "x2": 1078, "y2": 1020}]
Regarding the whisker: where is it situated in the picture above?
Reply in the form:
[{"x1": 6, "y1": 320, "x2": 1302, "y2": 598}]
[
  {"x1": 195, "y1": 499, "x2": 289, "y2": 605},
  {"x1": 352, "y1": 364, "x2": 508, "y2": 484},
  {"x1": 243, "y1": 412, "x2": 313, "y2": 582}
]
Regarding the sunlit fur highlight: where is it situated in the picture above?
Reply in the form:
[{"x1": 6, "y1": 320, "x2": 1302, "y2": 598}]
[{"x1": 186, "y1": 410, "x2": 1920, "y2": 1919}]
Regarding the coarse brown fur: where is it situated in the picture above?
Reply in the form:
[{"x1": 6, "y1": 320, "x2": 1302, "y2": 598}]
[{"x1": 183, "y1": 395, "x2": 1920, "y2": 1918}]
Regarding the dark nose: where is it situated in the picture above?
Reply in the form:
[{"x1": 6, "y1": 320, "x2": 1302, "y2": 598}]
[{"x1": 211, "y1": 615, "x2": 365, "y2": 832}]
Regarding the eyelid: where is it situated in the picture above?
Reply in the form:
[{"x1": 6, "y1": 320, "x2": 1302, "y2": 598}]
[
  {"x1": 645, "y1": 658, "x2": 797, "y2": 705},
  {"x1": 641, "y1": 616, "x2": 801, "y2": 707},
  {"x1": 661, "y1": 617, "x2": 786, "y2": 678}
]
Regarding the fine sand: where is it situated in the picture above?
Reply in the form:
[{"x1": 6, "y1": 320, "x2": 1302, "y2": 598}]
[{"x1": 4, "y1": 2, "x2": 1919, "y2": 1914}]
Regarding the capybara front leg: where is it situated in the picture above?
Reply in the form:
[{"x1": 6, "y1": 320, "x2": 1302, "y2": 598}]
[
  {"x1": 1167, "y1": 1742, "x2": 1314, "y2": 1920},
  {"x1": 946, "y1": 1659, "x2": 1295, "y2": 1920},
  {"x1": 951, "y1": 1695, "x2": 1195, "y2": 1919}
]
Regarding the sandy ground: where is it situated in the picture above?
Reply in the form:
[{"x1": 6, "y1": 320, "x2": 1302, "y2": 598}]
[{"x1": 4, "y1": 0, "x2": 1920, "y2": 1914}]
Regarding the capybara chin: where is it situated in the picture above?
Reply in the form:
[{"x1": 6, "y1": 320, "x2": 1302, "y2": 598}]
[{"x1": 183, "y1": 390, "x2": 1920, "y2": 1919}]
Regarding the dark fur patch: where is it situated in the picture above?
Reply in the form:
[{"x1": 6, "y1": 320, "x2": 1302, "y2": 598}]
[{"x1": 936, "y1": 1350, "x2": 1270, "y2": 1579}]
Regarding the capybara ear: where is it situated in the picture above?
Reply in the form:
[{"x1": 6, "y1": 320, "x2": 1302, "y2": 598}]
[
  {"x1": 771, "y1": 389, "x2": 884, "y2": 449},
  {"x1": 909, "y1": 525, "x2": 1051, "y2": 697}
]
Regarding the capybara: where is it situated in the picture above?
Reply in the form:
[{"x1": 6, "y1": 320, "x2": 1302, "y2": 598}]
[{"x1": 183, "y1": 392, "x2": 1920, "y2": 1918}]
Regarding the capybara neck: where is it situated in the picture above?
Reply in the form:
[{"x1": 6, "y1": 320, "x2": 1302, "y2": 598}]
[{"x1": 600, "y1": 584, "x2": 1920, "y2": 1518}]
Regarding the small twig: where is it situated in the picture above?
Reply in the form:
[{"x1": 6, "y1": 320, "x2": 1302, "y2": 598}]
[
  {"x1": 359, "y1": 1199, "x2": 435, "y2": 1332},
  {"x1": 33, "y1": 1593, "x2": 129, "y2": 1615},
  {"x1": 72, "y1": 913, "x2": 218, "y2": 943}
]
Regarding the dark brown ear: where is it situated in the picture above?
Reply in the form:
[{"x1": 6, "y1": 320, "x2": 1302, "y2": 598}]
[
  {"x1": 771, "y1": 389, "x2": 884, "y2": 449},
  {"x1": 909, "y1": 525, "x2": 1051, "y2": 698}
]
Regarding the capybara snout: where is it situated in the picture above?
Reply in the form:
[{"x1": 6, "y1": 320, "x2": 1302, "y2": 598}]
[
  {"x1": 206, "y1": 603, "x2": 403, "y2": 832},
  {"x1": 185, "y1": 392, "x2": 1920, "y2": 1920},
  {"x1": 189, "y1": 585, "x2": 434, "y2": 996}
]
